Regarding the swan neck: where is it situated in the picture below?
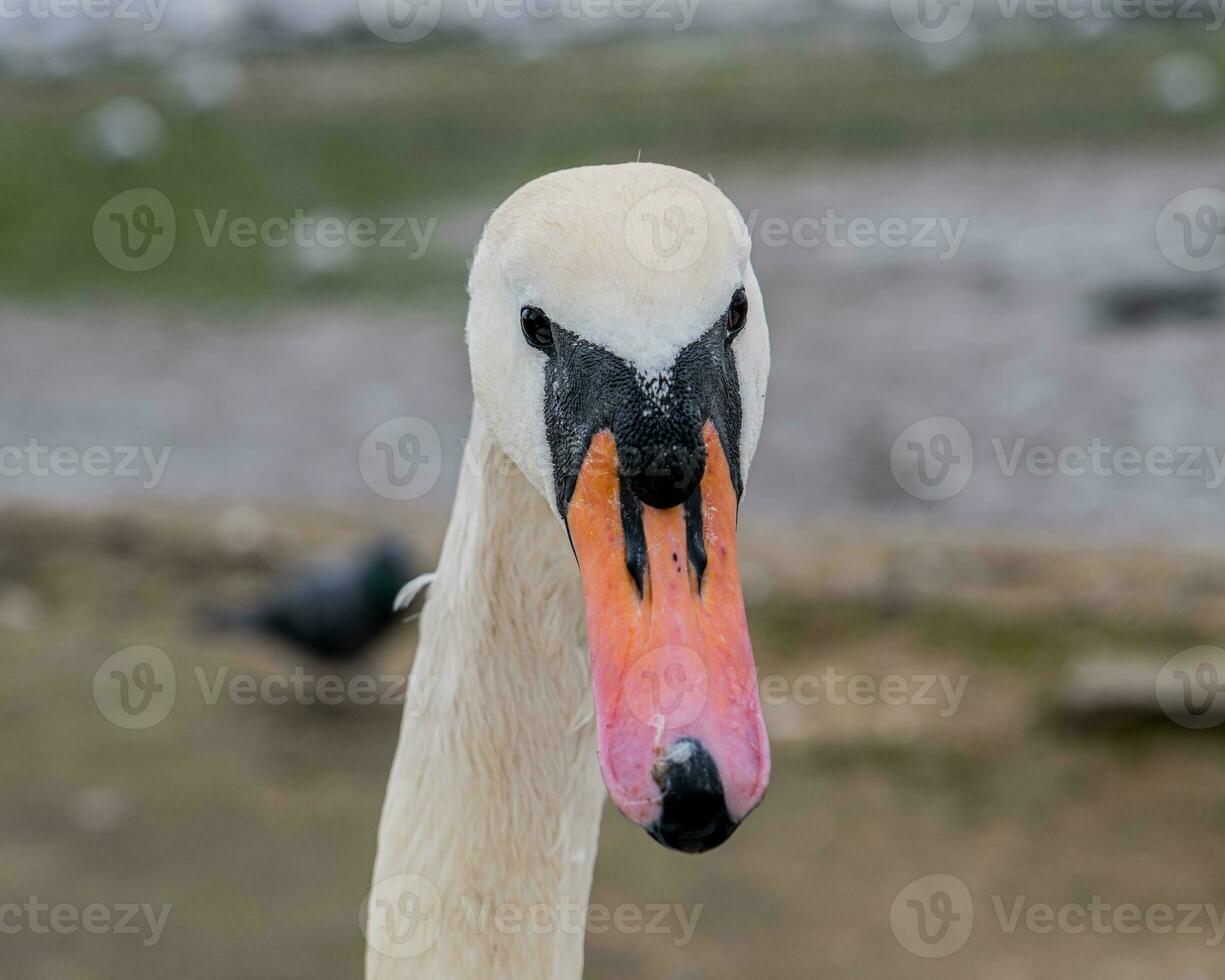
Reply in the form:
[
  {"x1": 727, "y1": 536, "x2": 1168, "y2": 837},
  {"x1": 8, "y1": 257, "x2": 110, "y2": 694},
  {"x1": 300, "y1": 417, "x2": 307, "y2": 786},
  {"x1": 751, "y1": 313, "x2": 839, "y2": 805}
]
[{"x1": 367, "y1": 408, "x2": 603, "y2": 980}]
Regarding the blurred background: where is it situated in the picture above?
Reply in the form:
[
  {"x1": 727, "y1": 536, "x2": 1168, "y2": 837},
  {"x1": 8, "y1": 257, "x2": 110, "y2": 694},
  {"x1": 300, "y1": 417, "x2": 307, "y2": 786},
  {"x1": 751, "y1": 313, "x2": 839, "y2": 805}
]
[{"x1": 5, "y1": 0, "x2": 1225, "y2": 977}]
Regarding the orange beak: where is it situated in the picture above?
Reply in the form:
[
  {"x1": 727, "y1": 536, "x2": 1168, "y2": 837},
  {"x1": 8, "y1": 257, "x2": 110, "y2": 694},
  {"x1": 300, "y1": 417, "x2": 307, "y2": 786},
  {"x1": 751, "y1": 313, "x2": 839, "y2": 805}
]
[{"x1": 567, "y1": 422, "x2": 770, "y2": 851}]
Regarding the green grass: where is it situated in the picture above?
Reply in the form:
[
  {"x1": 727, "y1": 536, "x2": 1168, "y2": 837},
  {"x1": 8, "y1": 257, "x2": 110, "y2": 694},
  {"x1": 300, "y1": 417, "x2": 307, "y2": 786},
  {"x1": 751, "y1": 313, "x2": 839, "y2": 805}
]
[{"x1": 4, "y1": 32, "x2": 1225, "y2": 312}]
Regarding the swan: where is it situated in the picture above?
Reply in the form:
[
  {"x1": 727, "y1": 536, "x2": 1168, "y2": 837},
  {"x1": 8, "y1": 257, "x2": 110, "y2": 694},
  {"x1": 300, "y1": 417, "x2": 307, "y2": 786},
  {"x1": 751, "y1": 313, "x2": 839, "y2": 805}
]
[{"x1": 366, "y1": 162, "x2": 771, "y2": 979}]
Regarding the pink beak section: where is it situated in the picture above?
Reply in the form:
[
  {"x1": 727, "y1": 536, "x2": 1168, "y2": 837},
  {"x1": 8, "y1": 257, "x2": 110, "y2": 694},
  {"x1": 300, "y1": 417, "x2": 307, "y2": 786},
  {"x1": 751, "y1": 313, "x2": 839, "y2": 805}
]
[{"x1": 567, "y1": 424, "x2": 770, "y2": 852}]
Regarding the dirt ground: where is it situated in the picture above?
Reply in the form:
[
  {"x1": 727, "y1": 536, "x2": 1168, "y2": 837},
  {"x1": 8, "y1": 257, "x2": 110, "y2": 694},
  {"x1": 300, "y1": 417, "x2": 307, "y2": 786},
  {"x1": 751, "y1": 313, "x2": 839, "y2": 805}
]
[{"x1": 6, "y1": 502, "x2": 1225, "y2": 979}]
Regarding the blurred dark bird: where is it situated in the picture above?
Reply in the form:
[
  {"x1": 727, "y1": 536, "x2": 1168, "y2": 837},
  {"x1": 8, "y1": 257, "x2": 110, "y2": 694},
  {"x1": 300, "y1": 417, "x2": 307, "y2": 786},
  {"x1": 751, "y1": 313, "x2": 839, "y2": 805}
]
[
  {"x1": 204, "y1": 537, "x2": 413, "y2": 662},
  {"x1": 1093, "y1": 280, "x2": 1222, "y2": 330}
]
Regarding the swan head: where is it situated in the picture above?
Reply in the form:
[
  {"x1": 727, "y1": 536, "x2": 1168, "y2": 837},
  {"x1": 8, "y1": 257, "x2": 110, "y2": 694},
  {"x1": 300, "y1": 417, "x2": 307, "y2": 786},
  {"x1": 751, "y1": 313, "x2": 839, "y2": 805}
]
[{"x1": 467, "y1": 163, "x2": 770, "y2": 853}]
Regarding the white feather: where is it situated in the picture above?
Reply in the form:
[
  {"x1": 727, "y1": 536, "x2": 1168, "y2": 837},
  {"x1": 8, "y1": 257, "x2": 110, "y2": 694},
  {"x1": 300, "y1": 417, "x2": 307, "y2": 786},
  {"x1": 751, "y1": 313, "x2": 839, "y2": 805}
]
[{"x1": 392, "y1": 572, "x2": 435, "y2": 614}]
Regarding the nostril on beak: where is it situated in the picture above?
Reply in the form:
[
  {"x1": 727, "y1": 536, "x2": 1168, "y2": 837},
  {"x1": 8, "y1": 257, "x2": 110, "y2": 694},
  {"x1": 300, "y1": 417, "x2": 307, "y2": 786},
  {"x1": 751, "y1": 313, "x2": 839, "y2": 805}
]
[{"x1": 647, "y1": 737, "x2": 738, "y2": 853}]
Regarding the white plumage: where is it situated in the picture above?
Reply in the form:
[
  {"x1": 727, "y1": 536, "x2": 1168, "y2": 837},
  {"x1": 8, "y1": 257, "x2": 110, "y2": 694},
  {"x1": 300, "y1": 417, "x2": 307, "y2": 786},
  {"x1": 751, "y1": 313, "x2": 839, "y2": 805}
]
[{"x1": 367, "y1": 163, "x2": 771, "y2": 979}]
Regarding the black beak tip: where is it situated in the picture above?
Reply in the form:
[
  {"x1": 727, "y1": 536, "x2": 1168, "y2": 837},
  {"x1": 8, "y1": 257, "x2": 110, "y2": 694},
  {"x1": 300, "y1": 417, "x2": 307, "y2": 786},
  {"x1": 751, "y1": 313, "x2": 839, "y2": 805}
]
[
  {"x1": 646, "y1": 737, "x2": 739, "y2": 853},
  {"x1": 647, "y1": 811, "x2": 739, "y2": 854}
]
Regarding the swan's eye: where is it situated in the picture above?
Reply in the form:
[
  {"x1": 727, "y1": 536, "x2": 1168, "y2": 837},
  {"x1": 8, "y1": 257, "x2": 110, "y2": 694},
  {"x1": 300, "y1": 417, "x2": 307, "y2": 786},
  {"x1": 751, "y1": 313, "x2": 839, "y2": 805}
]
[
  {"x1": 725, "y1": 287, "x2": 748, "y2": 344},
  {"x1": 520, "y1": 306, "x2": 554, "y2": 352}
]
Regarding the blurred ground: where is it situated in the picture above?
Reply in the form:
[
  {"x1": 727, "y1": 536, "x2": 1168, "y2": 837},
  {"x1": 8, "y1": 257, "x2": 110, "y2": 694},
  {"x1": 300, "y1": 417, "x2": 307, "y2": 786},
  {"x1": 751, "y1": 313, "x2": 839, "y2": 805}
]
[{"x1": 5, "y1": 504, "x2": 1225, "y2": 978}]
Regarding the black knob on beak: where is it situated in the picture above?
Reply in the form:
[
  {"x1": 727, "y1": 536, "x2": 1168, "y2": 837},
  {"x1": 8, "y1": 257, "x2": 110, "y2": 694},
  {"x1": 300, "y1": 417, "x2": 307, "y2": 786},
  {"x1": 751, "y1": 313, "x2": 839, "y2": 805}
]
[{"x1": 623, "y1": 438, "x2": 706, "y2": 510}]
